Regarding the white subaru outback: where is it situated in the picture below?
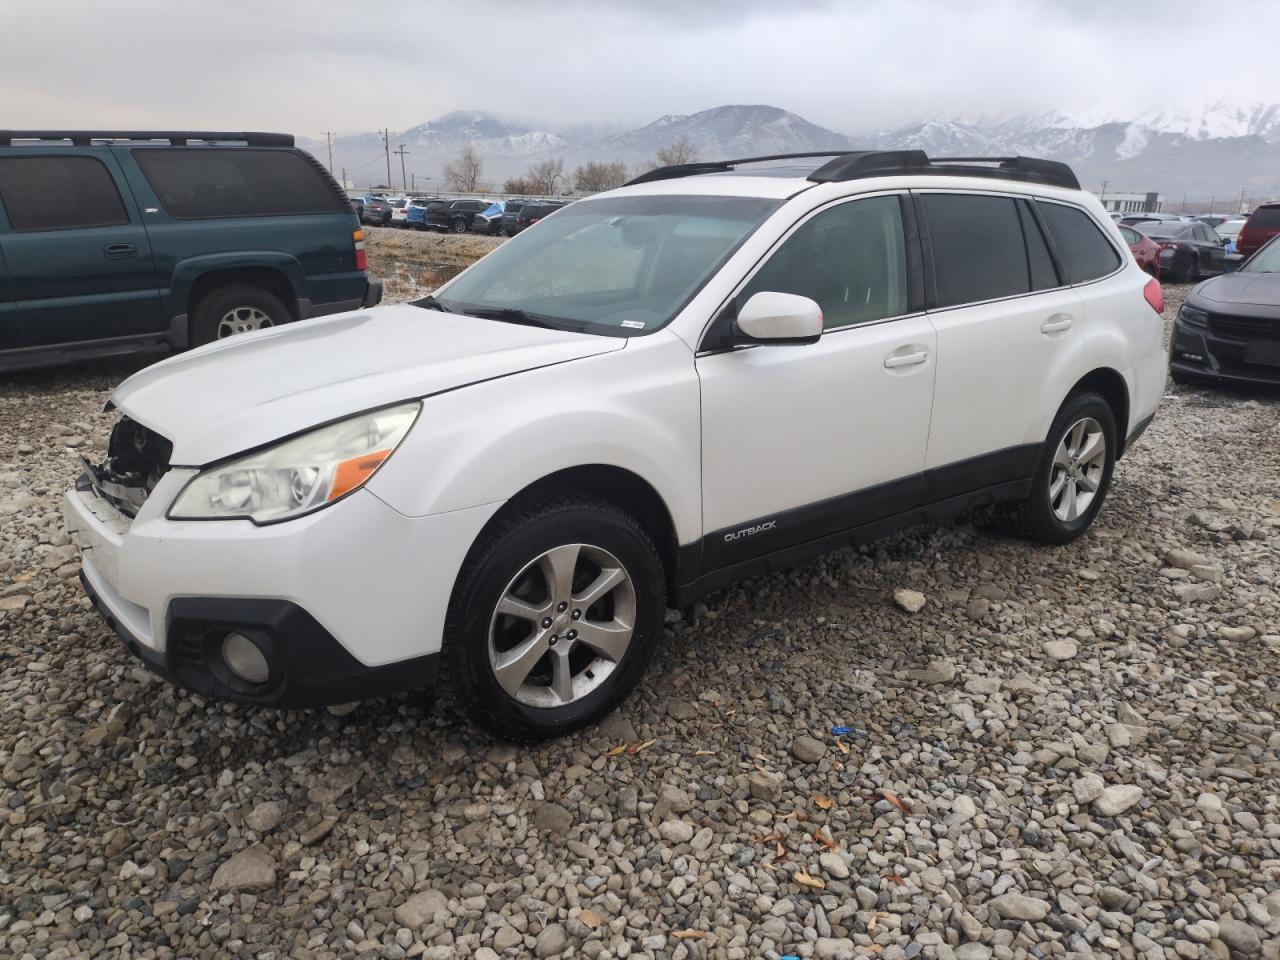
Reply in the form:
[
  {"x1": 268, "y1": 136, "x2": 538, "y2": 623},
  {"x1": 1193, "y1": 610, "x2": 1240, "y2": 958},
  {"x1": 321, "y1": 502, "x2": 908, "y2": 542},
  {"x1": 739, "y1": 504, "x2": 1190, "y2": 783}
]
[{"x1": 64, "y1": 150, "x2": 1168, "y2": 740}]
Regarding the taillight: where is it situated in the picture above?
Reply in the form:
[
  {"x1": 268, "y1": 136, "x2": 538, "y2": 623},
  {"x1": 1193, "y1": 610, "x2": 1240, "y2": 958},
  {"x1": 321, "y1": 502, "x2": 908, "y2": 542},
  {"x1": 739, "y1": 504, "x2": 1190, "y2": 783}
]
[
  {"x1": 353, "y1": 228, "x2": 367, "y2": 271},
  {"x1": 1143, "y1": 276, "x2": 1164, "y2": 314}
]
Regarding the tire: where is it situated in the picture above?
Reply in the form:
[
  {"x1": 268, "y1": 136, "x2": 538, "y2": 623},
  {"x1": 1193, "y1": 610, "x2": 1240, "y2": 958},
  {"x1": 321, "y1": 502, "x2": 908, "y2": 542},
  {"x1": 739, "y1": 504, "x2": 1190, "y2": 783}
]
[
  {"x1": 1177, "y1": 255, "x2": 1195, "y2": 284},
  {"x1": 451, "y1": 218, "x2": 468, "y2": 234},
  {"x1": 441, "y1": 496, "x2": 666, "y2": 741},
  {"x1": 190, "y1": 285, "x2": 291, "y2": 347},
  {"x1": 991, "y1": 391, "x2": 1117, "y2": 545},
  {"x1": 1191, "y1": 255, "x2": 1202, "y2": 282}
]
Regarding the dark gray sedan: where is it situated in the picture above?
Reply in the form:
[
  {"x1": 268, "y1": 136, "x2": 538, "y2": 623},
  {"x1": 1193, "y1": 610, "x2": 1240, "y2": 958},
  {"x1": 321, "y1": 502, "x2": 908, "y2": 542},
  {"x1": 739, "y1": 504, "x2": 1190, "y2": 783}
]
[
  {"x1": 1170, "y1": 236, "x2": 1280, "y2": 386},
  {"x1": 1142, "y1": 220, "x2": 1227, "y2": 283}
]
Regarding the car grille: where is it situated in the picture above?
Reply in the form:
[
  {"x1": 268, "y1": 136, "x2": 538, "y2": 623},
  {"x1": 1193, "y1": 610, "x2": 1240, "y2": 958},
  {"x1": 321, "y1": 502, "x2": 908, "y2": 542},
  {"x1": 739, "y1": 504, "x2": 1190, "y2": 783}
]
[
  {"x1": 84, "y1": 416, "x2": 173, "y2": 518},
  {"x1": 1211, "y1": 313, "x2": 1280, "y2": 341}
]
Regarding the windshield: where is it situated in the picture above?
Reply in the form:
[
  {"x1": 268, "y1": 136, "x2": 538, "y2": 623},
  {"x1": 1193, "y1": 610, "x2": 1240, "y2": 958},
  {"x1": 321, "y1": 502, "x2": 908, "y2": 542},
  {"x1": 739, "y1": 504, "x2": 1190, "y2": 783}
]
[
  {"x1": 1242, "y1": 238, "x2": 1280, "y2": 272},
  {"x1": 481, "y1": 202, "x2": 503, "y2": 216},
  {"x1": 432, "y1": 194, "x2": 781, "y2": 334},
  {"x1": 1140, "y1": 222, "x2": 1189, "y2": 239},
  {"x1": 1217, "y1": 220, "x2": 1245, "y2": 238}
]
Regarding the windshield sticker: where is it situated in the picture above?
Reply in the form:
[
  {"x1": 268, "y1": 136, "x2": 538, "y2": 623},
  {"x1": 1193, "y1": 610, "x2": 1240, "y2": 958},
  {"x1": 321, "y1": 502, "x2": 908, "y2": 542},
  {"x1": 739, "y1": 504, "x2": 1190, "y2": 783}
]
[{"x1": 621, "y1": 320, "x2": 646, "y2": 329}]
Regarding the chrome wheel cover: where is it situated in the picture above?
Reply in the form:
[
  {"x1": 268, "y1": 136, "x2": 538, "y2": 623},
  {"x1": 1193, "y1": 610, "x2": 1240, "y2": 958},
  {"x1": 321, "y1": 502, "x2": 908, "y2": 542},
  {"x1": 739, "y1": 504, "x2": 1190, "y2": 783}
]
[
  {"x1": 487, "y1": 543, "x2": 636, "y2": 708},
  {"x1": 1049, "y1": 416, "x2": 1106, "y2": 523},
  {"x1": 216, "y1": 306, "x2": 273, "y2": 339}
]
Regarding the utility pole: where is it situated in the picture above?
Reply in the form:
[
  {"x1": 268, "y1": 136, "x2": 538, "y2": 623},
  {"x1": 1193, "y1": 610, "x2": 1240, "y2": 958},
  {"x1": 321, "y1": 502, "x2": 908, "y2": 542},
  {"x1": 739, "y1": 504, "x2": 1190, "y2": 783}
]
[
  {"x1": 1099, "y1": 179, "x2": 1109, "y2": 207},
  {"x1": 394, "y1": 143, "x2": 410, "y2": 192},
  {"x1": 379, "y1": 129, "x2": 391, "y2": 189},
  {"x1": 340, "y1": 166, "x2": 346, "y2": 190},
  {"x1": 1207, "y1": 195, "x2": 1215, "y2": 216},
  {"x1": 411, "y1": 173, "x2": 415, "y2": 192},
  {"x1": 322, "y1": 130, "x2": 335, "y2": 173},
  {"x1": 1238, "y1": 186, "x2": 1247, "y2": 215},
  {"x1": 1180, "y1": 194, "x2": 1187, "y2": 214}
]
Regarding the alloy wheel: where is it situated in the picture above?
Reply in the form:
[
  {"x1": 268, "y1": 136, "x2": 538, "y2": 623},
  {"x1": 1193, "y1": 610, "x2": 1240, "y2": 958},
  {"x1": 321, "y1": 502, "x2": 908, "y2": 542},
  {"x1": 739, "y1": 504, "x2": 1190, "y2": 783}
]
[
  {"x1": 216, "y1": 306, "x2": 273, "y2": 339},
  {"x1": 1049, "y1": 417, "x2": 1106, "y2": 522},
  {"x1": 487, "y1": 543, "x2": 636, "y2": 708}
]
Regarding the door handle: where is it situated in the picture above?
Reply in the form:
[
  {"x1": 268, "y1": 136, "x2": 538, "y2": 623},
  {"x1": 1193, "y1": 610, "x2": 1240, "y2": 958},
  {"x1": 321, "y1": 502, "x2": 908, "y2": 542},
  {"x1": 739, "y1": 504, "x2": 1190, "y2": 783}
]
[
  {"x1": 884, "y1": 350, "x2": 928, "y2": 369},
  {"x1": 1041, "y1": 313, "x2": 1073, "y2": 333},
  {"x1": 104, "y1": 243, "x2": 138, "y2": 260}
]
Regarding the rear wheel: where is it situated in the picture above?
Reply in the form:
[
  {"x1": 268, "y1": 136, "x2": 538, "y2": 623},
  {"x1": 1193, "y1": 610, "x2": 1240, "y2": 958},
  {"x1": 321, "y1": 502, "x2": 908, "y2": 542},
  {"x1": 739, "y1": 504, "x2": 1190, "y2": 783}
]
[
  {"x1": 451, "y1": 218, "x2": 468, "y2": 234},
  {"x1": 191, "y1": 285, "x2": 290, "y2": 347},
  {"x1": 990, "y1": 391, "x2": 1117, "y2": 545},
  {"x1": 442, "y1": 496, "x2": 665, "y2": 741}
]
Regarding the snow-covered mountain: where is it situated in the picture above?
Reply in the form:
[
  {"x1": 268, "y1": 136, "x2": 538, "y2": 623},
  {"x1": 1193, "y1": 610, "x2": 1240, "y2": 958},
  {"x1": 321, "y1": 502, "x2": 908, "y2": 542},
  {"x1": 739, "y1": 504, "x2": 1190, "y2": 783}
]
[{"x1": 304, "y1": 102, "x2": 1280, "y2": 200}]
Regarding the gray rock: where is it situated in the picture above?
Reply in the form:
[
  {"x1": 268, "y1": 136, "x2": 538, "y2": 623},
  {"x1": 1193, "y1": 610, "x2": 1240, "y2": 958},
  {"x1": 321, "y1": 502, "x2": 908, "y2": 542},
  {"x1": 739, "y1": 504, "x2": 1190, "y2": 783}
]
[
  {"x1": 792, "y1": 735, "x2": 827, "y2": 763},
  {"x1": 244, "y1": 800, "x2": 284, "y2": 833},
  {"x1": 819, "y1": 851, "x2": 849, "y2": 879},
  {"x1": 531, "y1": 802, "x2": 574, "y2": 835},
  {"x1": 535, "y1": 923, "x2": 567, "y2": 958},
  {"x1": 394, "y1": 890, "x2": 448, "y2": 930},
  {"x1": 658, "y1": 819, "x2": 694, "y2": 844},
  {"x1": 493, "y1": 925, "x2": 523, "y2": 952},
  {"x1": 210, "y1": 845, "x2": 276, "y2": 892},
  {"x1": 1043, "y1": 638, "x2": 1079, "y2": 660},
  {"x1": 1094, "y1": 784, "x2": 1144, "y2": 817},
  {"x1": 893, "y1": 588, "x2": 927, "y2": 613},
  {"x1": 1073, "y1": 772, "x2": 1105, "y2": 804},
  {"x1": 990, "y1": 892, "x2": 1051, "y2": 922},
  {"x1": 1216, "y1": 917, "x2": 1261, "y2": 957},
  {"x1": 749, "y1": 769, "x2": 784, "y2": 802}
]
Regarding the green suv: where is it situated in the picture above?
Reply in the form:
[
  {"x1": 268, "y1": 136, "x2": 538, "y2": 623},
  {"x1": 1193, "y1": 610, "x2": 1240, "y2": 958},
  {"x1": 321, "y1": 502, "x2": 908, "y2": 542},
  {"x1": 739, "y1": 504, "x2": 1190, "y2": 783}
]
[{"x1": 0, "y1": 130, "x2": 380, "y2": 372}]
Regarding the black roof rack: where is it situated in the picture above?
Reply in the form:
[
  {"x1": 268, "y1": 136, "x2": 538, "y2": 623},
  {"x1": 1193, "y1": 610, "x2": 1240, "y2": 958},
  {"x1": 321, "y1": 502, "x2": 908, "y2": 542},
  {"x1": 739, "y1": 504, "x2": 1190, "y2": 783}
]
[
  {"x1": 627, "y1": 149, "x2": 1080, "y2": 191},
  {"x1": 0, "y1": 130, "x2": 294, "y2": 148}
]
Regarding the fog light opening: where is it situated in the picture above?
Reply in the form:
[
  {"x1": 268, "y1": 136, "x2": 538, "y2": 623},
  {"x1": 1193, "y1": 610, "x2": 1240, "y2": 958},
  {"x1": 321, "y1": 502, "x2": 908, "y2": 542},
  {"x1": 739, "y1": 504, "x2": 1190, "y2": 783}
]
[{"x1": 221, "y1": 632, "x2": 270, "y2": 684}]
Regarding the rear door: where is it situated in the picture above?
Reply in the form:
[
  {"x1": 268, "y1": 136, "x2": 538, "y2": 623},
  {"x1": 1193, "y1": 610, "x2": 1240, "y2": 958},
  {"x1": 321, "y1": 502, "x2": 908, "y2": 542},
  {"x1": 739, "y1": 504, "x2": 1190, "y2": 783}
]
[
  {"x1": 918, "y1": 191, "x2": 1085, "y2": 482},
  {"x1": 0, "y1": 150, "x2": 163, "y2": 348},
  {"x1": 0, "y1": 221, "x2": 15, "y2": 351}
]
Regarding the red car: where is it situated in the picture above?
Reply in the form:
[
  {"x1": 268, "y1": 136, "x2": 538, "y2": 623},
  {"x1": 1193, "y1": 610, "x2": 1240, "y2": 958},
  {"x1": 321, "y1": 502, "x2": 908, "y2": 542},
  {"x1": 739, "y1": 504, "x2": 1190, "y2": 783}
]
[
  {"x1": 1237, "y1": 202, "x2": 1280, "y2": 258},
  {"x1": 1119, "y1": 224, "x2": 1161, "y2": 277}
]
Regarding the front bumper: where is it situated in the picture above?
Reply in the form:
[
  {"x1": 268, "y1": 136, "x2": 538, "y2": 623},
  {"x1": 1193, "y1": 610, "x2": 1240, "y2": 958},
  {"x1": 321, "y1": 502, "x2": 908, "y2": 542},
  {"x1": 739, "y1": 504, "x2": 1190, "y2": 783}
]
[
  {"x1": 63, "y1": 475, "x2": 502, "y2": 707},
  {"x1": 1169, "y1": 316, "x2": 1280, "y2": 385}
]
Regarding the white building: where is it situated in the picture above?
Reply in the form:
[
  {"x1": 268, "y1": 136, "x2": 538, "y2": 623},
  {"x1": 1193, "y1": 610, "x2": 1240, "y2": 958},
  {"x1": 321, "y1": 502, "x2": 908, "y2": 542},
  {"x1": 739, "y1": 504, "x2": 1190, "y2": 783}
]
[{"x1": 1095, "y1": 191, "x2": 1163, "y2": 213}]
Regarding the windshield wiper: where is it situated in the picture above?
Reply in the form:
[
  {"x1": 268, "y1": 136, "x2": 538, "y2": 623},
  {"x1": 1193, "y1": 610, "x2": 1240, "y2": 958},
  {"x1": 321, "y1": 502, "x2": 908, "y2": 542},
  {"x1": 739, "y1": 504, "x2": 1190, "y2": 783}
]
[
  {"x1": 413, "y1": 294, "x2": 455, "y2": 312},
  {"x1": 464, "y1": 307, "x2": 564, "y2": 329}
]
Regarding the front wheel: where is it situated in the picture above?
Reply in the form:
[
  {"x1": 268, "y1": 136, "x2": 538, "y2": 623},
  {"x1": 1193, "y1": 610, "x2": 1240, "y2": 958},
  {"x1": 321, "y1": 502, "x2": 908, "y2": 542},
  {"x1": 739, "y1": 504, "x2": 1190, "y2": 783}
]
[
  {"x1": 442, "y1": 497, "x2": 665, "y2": 741},
  {"x1": 992, "y1": 391, "x2": 1117, "y2": 545},
  {"x1": 451, "y1": 218, "x2": 468, "y2": 234}
]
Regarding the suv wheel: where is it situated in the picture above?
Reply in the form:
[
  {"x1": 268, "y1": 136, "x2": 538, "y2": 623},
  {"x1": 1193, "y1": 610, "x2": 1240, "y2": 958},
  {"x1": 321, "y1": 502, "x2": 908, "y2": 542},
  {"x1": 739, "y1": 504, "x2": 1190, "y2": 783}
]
[
  {"x1": 993, "y1": 391, "x2": 1117, "y2": 545},
  {"x1": 442, "y1": 496, "x2": 665, "y2": 741},
  {"x1": 451, "y1": 218, "x2": 468, "y2": 234},
  {"x1": 191, "y1": 285, "x2": 290, "y2": 347}
]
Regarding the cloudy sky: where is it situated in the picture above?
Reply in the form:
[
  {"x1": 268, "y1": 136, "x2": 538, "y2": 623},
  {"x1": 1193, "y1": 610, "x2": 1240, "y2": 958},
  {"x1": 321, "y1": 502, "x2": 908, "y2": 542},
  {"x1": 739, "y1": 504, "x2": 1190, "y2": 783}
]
[{"x1": 3, "y1": 0, "x2": 1279, "y2": 136}]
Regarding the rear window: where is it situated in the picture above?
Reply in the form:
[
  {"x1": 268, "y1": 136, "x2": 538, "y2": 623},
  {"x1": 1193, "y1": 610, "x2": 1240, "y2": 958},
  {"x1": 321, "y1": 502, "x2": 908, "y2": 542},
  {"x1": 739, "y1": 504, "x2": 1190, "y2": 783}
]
[
  {"x1": 132, "y1": 147, "x2": 345, "y2": 219},
  {"x1": 0, "y1": 155, "x2": 130, "y2": 232},
  {"x1": 922, "y1": 193, "x2": 1032, "y2": 307},
  {"x1": 1246, "y1": 205, "x2": 1280, "y2": 229},
  {"x1": 1037, "y1": 201, "x2": 1121, "y2": 283}
]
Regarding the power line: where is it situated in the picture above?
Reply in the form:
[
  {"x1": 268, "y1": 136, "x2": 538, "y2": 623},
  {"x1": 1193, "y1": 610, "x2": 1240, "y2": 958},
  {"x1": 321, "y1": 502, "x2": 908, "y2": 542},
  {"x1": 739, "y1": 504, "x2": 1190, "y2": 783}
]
[{"x1": 394, "y1": 143, "x2": 410, "y2": 192}]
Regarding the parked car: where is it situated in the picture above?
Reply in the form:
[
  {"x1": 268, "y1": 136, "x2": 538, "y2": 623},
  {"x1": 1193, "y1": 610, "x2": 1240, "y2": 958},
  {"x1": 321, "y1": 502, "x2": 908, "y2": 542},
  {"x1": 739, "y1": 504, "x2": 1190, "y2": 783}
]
[
  {"x1": 499, "y1": 200, "x2": 529, "y2": 236},
  {"x1": 509, "y1": 200, "x2": 568, "y2": 236},
  {"x1": 0, "y1": 130, "x2": 379, "y2": 371},
  {"x1": 65, "y1": 149, "x2": 1165, "y2": 740},
  {"x1": 1118, "y1": 212, "x2": 1184, "y2": 227},
  {"x1": 1169, "y1": 234, "x2": 1280, "y2": 386},
  {"x1": 1215, "y1": 218, "x2": 1249, "y2": 269},
  {"x1": 471, "y1": 201, "x2": 507, "y2": 236},
  {"x1": 1236, "y1": 202, "x2": 1280, "y2": 259},
  {"x1": 1139, "y1": 219, "x2": 1227, "y2": 282},
  {"x1": 362, "y1": 196, "x2": 393, "y2": 226},
  {"x1": 391, "y1": 196, "x2": 434, "y2": 228},
  {"x1": 1192, "y1": 215, "x2": 1231, "y2": 228},
  {"x1": 1119, "y1": 224, "x2": 1161, "y2": 276},
  {"x1": 423, "y1": 198, "x2": 491, "y2": 233},
  {"x1": 349, "y1": 196, "x2": 365, "y2": 221}
]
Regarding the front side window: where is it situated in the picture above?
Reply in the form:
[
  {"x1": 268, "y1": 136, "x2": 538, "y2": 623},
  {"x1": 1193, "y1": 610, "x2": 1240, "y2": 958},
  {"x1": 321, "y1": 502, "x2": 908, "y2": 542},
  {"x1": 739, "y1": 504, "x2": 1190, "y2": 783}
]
[
  {"x1": 1119, "y1": 226, "x2": 1139, "y2": 245},
  {"x1": 1037, "y1": 201, "x2": 1123, "y2": 283},
  {"x1": 434, "y1": 194, "x2": 780, "y2": 334},
  {"x1": 922, "y1": 193, "x2": 1031, "y2": 307},
  {"x1": 0, "y1": 155, "x2": 130, "y2": 232},
  {"x1": 736, "y1": 195, "x2": 909, "y2": 329},
  {"x1": 133, "y1": 148, "x2": 344, "y2": 219}
]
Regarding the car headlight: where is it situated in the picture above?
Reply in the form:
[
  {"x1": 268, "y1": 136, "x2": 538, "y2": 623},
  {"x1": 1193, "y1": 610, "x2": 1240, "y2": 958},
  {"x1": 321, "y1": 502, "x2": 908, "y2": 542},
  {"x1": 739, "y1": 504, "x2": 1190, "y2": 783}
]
[
  {"x1": 169, "y1": 402, "x2": 420, "y2": 523},
  {"x1": 1178, "y1": 304, "x2": 1209, "y2": 327}
]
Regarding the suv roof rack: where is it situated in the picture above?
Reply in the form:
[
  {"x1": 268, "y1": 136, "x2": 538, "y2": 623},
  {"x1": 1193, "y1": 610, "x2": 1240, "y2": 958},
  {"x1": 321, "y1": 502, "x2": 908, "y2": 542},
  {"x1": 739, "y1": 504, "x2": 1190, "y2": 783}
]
[
  {"x1": 0, "y1": 130, "x2": 294, "y2": 148},
  {"x1": 627, "y1": 149, "x2": 1080, "y2": 191}
]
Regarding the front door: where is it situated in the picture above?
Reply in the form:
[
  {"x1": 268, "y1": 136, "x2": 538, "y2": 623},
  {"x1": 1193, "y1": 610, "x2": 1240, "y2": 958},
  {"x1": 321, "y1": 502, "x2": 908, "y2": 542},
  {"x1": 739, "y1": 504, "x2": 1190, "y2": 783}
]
[
  {"x1": 0, "y1": 151, "x2": 163, "y2": 349},
  {"x1": 697, "y1": 193, "x2": 936, "y2": 571}
]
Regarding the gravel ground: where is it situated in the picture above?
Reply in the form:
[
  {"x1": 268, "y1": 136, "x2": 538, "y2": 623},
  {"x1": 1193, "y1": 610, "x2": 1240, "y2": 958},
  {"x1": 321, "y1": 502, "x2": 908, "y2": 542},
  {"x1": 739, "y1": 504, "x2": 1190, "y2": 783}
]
[{"x1": 1, "y1": 276, "x2": 1278, "y2": 960}]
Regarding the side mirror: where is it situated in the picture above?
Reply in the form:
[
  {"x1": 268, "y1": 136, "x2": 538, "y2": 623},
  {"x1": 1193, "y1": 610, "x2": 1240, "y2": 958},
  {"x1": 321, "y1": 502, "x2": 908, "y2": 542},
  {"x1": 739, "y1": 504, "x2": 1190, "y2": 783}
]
[{"x1": 734, "y1": 291, "x2": 823, "y2": 345}]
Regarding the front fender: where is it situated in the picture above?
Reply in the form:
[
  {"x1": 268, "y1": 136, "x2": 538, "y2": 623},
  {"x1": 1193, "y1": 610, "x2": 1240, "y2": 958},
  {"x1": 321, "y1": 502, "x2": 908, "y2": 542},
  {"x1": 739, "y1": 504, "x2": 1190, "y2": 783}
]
[{"x1": 367, "y1": 333, "x2": 702, "y2": 546}]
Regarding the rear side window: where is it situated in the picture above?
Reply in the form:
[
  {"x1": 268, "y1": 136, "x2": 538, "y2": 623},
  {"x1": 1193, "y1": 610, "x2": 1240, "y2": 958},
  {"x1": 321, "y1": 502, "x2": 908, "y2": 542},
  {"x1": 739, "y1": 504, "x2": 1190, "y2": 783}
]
[
  {"x1": 0, "y1": 156, "x2": 130, "y2": 232},
  {"x1": 132, "y1": 148, "x2": 345, "y2": 219},
  {"x1": 1247, "y1": 205, "x2": 1280, "y2": 228},
  {"x1": 922, "y1": 193, "x2": 1030, "y2": 307},
  {"x1": 1037, "y1": 201, "x2": 1121, "y2": 283},
  {"x1": 1018, "y1": 202, "x2": 1059, "y2": 291}
]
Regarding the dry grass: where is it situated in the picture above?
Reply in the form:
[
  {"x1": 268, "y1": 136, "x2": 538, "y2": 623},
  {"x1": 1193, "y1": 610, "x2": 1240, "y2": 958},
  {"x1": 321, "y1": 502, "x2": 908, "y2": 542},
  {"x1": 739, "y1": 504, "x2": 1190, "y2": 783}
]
[{"x1": 363, "y1": 226, "x2": 503, "y2": 303}]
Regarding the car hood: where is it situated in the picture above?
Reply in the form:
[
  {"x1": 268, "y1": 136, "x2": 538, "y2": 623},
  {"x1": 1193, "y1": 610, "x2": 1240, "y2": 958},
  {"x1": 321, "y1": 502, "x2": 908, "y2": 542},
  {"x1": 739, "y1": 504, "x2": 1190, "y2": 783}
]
[
  {"x1": 111, "y1": 304, "x2": 625, "y2": 465},
  {"x1": 1194, "y1": 272, "x2": 1280, "y2": 308}
]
